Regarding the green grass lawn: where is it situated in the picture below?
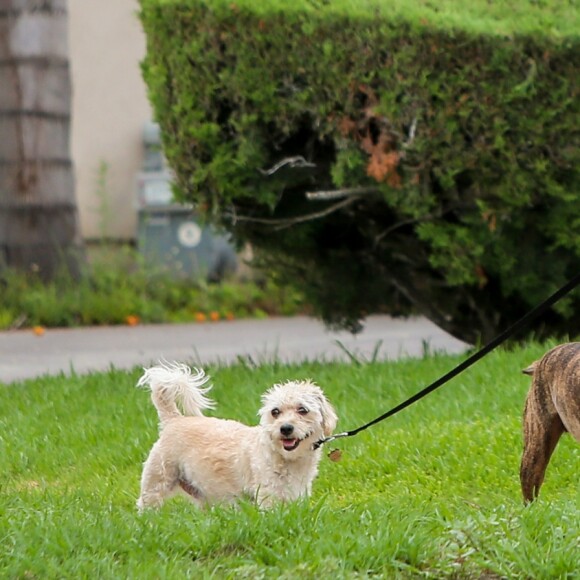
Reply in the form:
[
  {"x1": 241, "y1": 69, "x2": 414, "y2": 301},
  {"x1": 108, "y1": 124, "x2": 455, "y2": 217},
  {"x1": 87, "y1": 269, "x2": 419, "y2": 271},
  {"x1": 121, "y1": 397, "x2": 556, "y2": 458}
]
[{"x1": 1, "y1": 342, "x2": 578, "y2": 578}]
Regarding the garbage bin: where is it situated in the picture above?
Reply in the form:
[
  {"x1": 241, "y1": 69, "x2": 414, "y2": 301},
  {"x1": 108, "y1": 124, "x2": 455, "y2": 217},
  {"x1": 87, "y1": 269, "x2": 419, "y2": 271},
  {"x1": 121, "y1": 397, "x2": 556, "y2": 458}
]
[
  {"x1": 137, "y1": 205, "x2": 227, "y2": 279},
  {"x1": 136, "y1": 124, "x2": 237, "y2": 280}
]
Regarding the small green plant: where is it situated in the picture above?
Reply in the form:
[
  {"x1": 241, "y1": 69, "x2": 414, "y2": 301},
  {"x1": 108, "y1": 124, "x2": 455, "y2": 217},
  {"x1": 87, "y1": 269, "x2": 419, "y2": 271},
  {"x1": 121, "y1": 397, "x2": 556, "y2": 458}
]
[
  {"x1": 0, "y1": 244, "x2": 308, "y2": 330},
  {"x1": 93, "y1": 160, "x2": 114, "y2": 240}
]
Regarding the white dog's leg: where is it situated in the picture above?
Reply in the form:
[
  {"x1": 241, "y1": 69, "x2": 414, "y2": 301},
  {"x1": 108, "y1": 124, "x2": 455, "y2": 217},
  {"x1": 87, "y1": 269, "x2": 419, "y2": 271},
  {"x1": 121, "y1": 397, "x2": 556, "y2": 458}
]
[{"x1": 137, "y1": 445, "x2": 179, "y2": 511}]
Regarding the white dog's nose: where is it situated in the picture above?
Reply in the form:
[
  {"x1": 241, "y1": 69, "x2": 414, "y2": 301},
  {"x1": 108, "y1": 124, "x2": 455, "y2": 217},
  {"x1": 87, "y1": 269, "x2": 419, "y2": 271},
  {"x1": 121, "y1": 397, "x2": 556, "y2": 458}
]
[{"x1": 280, "y1": 424, "x2": 294, "y2": 437}]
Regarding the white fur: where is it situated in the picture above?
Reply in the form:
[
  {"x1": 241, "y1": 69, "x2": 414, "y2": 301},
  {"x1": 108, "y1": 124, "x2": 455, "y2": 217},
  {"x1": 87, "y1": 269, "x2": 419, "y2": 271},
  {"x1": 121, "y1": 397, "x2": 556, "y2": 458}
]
[{"x1": 136, "y1": 362, "x2": 338, "y2": 510}]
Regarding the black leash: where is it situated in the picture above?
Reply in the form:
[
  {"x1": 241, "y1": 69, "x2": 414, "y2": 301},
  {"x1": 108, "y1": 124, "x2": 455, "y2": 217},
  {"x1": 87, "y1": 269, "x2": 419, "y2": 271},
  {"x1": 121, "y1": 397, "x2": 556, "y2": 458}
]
[{"x1": 314, "y1": 270, "x2": 580, "y2": 450}]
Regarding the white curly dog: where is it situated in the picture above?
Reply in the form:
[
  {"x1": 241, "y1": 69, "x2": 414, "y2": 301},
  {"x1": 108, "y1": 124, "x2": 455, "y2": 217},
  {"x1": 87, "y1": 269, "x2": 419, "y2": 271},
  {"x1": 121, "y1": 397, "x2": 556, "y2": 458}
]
[{"x1": 136, "y1": 363, "x2": 338, "y2": 510}]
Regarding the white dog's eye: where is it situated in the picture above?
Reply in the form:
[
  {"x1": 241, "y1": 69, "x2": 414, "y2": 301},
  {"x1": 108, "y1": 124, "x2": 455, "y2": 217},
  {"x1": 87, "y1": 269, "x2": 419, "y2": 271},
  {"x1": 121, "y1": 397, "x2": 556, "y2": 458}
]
[
  {"x1": 297, "y1": 406, "x2": 309, "y2": 415},
  {"x1": 271, "y1": 408, "x2": 281, "y2": 417}
]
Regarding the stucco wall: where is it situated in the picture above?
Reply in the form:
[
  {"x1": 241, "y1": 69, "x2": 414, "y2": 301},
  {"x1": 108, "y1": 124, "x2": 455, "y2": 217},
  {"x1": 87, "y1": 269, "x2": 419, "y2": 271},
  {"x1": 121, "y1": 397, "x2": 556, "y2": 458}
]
[{"x1": 69, "y1": 0, "x2": 151, "y2": 240}]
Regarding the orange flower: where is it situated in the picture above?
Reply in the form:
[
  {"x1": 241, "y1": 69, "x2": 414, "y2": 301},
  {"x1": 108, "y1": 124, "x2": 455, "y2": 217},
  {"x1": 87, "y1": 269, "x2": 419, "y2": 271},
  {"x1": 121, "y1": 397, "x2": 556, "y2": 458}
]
[
  {"x1": 125, "y1": 315, "x2": 140, "y2": 326},
  {"x1": 209, "y1": 311, "x2": 220, "y2": 322},
  {"x1": 33, "y1": 326, "x2": 45, "y2": 336},
  {"x1": 195, "y1": 312, "x2": 207, "y2": 322}
]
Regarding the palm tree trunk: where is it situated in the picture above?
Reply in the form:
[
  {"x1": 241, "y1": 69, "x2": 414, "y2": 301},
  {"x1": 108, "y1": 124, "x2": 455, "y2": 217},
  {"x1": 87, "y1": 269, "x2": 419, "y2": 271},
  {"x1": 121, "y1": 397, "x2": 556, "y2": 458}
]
[{"x1": 0, "y1": 0, "x2": 83, "y2": 280}]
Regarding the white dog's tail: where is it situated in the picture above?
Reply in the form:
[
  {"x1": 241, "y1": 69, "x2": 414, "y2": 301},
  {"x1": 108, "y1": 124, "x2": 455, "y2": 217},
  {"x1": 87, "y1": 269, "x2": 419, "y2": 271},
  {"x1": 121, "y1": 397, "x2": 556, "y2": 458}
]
[{"x1": 137, "y1": 362, "x2": 215, "y2": 424}]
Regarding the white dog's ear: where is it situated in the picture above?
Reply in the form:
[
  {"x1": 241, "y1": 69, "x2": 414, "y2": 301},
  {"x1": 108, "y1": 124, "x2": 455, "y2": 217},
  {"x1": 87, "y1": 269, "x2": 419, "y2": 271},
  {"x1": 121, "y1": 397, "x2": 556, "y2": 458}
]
[{"x1": 316, "y1": 393, "x2": 338, "y2": 436}]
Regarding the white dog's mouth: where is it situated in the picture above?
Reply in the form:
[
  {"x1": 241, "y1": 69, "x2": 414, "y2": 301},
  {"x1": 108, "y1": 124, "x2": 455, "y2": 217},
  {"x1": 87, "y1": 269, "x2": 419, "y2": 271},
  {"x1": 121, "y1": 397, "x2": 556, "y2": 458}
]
[
  {"x1": 282, "y1": 438, "x2": 300, "y2": 451},
  {"x1": 281, "y1": 431, "x2": 312, "y2": 451}
]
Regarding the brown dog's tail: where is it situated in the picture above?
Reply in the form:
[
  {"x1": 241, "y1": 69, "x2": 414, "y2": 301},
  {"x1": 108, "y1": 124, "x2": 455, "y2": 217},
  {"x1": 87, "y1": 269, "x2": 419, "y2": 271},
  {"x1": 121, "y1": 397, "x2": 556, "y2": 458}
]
[
  {"x1": 137, "y1": 362, "x2": 215, "y2": 425},
  {"x1": 522, "y1": 360, "x2": 539, "y2": 376}
]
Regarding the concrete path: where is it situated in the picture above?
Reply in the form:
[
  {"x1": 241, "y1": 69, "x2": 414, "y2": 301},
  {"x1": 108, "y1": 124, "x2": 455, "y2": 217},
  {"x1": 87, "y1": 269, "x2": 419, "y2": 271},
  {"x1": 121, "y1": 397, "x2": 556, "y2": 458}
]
[{"x1": 0, "y1": 315, "x2": 467, "y2": 384}]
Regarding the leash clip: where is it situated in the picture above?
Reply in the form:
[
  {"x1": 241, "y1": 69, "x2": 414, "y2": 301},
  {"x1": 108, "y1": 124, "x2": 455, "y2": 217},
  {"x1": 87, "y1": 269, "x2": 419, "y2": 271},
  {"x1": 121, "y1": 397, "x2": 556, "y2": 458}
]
[{"x1": 312, "y1": 431, "x2": 349, "y2": 450}]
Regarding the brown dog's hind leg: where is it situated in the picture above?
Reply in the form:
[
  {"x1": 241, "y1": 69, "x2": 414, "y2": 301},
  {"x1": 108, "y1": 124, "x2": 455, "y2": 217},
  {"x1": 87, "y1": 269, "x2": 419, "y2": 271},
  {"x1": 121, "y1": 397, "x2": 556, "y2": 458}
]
[
  {"x1": 520, "y1": 397, "x2": 565, "y2": 503},
  {"x1": 554, "y1": 395, "x2": 580, "y2": 443}
]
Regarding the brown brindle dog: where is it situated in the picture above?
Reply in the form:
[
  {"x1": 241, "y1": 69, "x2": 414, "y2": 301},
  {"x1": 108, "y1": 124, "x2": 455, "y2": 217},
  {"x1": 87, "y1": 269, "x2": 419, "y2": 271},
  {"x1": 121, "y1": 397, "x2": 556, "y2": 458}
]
[{"x1": 520, "y1": 342, "x2": 580, "y2": 502}]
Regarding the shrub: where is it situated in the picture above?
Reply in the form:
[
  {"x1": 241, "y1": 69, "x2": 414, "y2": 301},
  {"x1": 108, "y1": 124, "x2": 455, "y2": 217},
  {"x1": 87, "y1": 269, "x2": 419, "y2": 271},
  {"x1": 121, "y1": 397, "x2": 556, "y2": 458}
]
[
  {"x1": 0, "y1": 246, "x2": 307, "y2": 329},
  {"x1": 139, "y1": 0, "x2": 580, "y2": 344}
]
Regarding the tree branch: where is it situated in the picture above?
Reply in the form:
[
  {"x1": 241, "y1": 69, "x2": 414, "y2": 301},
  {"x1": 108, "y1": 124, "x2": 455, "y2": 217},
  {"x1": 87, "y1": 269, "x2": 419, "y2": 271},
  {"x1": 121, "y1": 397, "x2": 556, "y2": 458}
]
[
  {"x1": 374, "y1": 215, "x2": 422, "y2": 245},
  {"x1": 403, "y1": 116, "x2": 418, "y2": 148},
  {"x1": 229, "y1": 197, "x2": 358, "y2": 230},
  {"x1": 258, "y1": 156, "x2": 316, "y2": 176},
  {"x1": 306, "y1": 186, "x2": 380, "y2": 201}
]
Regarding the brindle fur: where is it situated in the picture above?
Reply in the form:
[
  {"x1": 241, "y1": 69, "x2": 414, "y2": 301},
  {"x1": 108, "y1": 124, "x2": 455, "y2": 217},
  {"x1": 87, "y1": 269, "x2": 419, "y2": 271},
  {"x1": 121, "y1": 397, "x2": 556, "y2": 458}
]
[{"x1": 520, "y1": 342, "x2": 580, "y2": 502}]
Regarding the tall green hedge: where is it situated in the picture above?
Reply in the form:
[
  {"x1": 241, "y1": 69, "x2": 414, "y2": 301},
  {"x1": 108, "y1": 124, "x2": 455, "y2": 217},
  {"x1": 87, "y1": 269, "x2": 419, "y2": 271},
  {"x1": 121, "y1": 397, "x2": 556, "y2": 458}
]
[{"x1": 139, "y1": 0, "x2": 580, "y2": 344}]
